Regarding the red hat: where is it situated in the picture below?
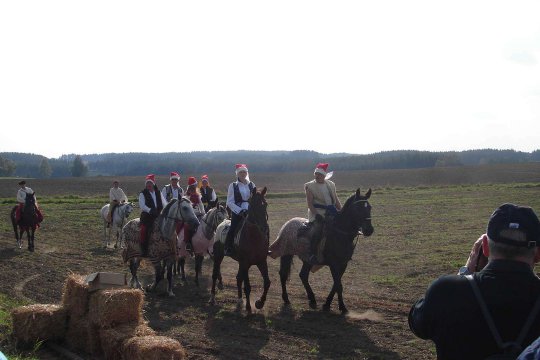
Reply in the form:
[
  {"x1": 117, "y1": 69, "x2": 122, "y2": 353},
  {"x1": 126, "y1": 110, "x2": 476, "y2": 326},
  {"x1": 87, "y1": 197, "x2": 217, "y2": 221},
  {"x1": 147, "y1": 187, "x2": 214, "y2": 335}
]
[
  {"x1": 145, "y1": 174, "x2": 156, "y2": 185},
  {"x1": 235, "y1": 164, "x2": 248, "y2": 174},
  {"x1": 170, "y1": 171, "x2": 180, "y2": 180},
  {"x1": 201, "y1": 174, "x2": 209, "y2": 183},
  {"x1": 187, "y1": 176, "x2": 197, "y2": 187},
  {"x1": 314, "y1": 163, "x2": 329, "y2": 176}
]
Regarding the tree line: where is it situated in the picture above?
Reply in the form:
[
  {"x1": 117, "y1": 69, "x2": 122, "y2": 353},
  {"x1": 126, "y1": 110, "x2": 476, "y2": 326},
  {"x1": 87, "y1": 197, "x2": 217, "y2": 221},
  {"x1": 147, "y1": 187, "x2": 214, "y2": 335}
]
[{"x1": 1, "y1": 149, "x2": 539, "y2": 178}]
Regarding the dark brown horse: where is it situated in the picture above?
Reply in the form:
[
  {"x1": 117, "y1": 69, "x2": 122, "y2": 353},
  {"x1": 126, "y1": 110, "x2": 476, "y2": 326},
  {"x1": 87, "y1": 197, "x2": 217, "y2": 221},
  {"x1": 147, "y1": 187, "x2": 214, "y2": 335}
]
[
  {"x1": 271, "y1": 188, "x2": 373, "y2": 314},
  {"x1": 210, "y1": 187, "x2": 270, "y2": 313},
  {"x1": 10, "y1": 192, "x2": 42, "y2": 252}
]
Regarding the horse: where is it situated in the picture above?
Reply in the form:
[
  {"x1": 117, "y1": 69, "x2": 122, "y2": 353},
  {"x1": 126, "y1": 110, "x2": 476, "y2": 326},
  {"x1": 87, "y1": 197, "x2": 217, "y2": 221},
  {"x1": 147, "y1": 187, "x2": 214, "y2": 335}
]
[
  {"x1": 100, "y1": 202, "x2": 135, "y2": 249},
  {"x1": 10, "y1": 192, "x2": 42, "y2": 252},
  {"x1": 121, "y1": 198, "x2": 199, "y2": 297},
  {"x1": 175, "y1": 203, "x2": 228, "y2": 286},
  {"x1": 269, "y1": 188, "x2": 374, "y2": 314},
  {"x1": 209, "y1": 187, "x2": 271, "y2": 313}
]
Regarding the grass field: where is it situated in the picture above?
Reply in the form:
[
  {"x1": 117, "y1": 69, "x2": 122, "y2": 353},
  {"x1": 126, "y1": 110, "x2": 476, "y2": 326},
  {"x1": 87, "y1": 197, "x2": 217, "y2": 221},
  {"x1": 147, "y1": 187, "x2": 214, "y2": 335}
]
[{"x1": 0, "y1": 163, "x2": 539, "y2": 359}]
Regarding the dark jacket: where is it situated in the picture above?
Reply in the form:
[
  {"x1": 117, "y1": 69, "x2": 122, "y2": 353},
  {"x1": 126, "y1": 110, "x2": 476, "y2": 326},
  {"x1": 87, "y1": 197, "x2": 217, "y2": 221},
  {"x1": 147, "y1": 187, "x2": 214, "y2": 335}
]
[{"x1": 409, "y1": 260, "x2": 540, "y2": 360}]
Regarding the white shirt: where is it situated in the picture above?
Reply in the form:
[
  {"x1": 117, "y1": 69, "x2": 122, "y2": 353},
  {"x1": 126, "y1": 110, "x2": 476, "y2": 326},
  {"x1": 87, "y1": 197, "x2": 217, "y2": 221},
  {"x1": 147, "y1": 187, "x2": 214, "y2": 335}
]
[
  {"x1": 109, "y1": 187, "x2": 128, "y2": 203},
  {"x1": 161, "y1": 185, "x2": 184, "y2": 203},
  {"x1": 138, "y1": 190, "x2": 167, "y2": 214},
  {"x1": 226, "y1": 181, "x2": 255, "y2": 215},
  {"x1": 17, "y1": 187, "x2": 34, "y2": 203}
]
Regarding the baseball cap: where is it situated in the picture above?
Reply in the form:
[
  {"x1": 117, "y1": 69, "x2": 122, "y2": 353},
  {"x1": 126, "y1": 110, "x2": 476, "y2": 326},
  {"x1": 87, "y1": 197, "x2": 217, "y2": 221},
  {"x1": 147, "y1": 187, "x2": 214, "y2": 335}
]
[{"x1": 487, "y1": 203, "x2": 540, "y2": 248}]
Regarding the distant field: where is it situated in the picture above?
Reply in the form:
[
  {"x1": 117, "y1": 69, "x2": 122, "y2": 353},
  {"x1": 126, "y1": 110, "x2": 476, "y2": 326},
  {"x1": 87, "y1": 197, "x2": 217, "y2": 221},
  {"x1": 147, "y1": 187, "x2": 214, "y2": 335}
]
[
  {"x1": 1, "y1": 162, "x2": 539, "y2": 198},
  {"x1": 1, "y1": 163, "x2": 539, "y2": 359}
]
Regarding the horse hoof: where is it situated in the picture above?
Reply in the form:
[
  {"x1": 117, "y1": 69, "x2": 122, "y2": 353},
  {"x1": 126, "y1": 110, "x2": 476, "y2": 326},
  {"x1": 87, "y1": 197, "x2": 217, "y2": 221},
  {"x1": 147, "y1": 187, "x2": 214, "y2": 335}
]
[
  {"x1": 168, "y1": 292, "x2": 175, "y2": 298},
  {"x1": 340, "y1": 307, "x2": 348, "y2": 315},
  {"x1": 309, "y1": 301, "x2": 317, "y2": 310},
  {"x1": 217, "y1": 282, "x2": 224, "y2": 291},
  {"x1": 208, "y1": 297, "x2": 215, "y2": 306},
  {"x1": 322, "y1": 304, "x2": 331, "y2": 312},
  {"x1": 255, "y1": 300, "x2": 264, "y2": 309},
  {"x1": 114, "y1": 244, "x2": 118, "y2": 249}
]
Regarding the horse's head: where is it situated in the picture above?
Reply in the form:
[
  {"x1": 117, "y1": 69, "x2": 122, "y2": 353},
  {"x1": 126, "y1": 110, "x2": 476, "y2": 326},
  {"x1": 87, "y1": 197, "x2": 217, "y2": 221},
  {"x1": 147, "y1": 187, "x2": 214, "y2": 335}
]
[
  {"x1": 124, "y1": 202, "x2": 135, "y2": 217},
  {"x1": 176, "y1": 197, "x2": 200, "y2": 229},
  {"x1": 341, "y1": 188, "x2": 373, "y2": 237},
  {"x1": 247, "y1": 187, "x2": 268, "y2": 228},
  {"x1": 25, "y1": 192, "x2": 36, "y2": 207},
  {"x1": 214, "y1": 203, "x2": 228, "y2": 226}
]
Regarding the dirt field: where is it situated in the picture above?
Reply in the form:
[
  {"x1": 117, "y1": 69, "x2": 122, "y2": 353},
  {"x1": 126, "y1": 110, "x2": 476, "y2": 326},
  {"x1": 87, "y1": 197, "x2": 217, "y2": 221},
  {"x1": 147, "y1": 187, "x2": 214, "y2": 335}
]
[{"x1": 1, "y1": 165, "x2": 540, "y2": 359}]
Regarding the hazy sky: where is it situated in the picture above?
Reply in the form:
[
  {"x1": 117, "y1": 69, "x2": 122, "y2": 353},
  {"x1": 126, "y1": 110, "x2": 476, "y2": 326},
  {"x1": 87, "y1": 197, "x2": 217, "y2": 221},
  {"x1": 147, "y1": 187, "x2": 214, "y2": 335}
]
[{"x1": 1, "y1": 1, "x2": 539, "y2": 158}]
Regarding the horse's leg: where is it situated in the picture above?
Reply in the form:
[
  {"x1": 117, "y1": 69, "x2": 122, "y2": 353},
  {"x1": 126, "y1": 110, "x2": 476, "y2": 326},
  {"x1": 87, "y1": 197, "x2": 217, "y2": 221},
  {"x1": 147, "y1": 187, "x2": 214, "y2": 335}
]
[
  {"x1": 209, "y1": 255, "x2": 224, "y2": 305},
  {"x1": 166, "y1": 260, "x2": 175, "y2": 297},
  {"x1": 129, "y1": 259, "x2": 142, "y2": 289},
  {"x1": 26, "y1": 229, "x2": 33, "y2": 252},
  {"x1": 323, "y1": 264, "x2": 348, "y2": 313},
  {"x1": 30, "y1": 228, "x2": 35, "y2": 252},
  {"x1": 148, "y1": 261, "x2": 163, "y2": 293},
  {"x1": 279, "y1": 255, "x2": 293, "y2": 305},
  {"x1": 194, "y1": 254, "x2": 204, "y2": 287},
  {"x1": 103, "y1": 222, "x2": 107, "y2": 248},
  {"x1": 255, "y1": 260, "x2": 271, "y2": 310},
  {"x1": 177, "y1": 257, "x2": 186, "y2": 281},
  {"x1": 239, "y1": 265, "x2": 252, "y2": 313},
  {"x1": 299, "y1": 262, "x2": 317, "y2": 309}
]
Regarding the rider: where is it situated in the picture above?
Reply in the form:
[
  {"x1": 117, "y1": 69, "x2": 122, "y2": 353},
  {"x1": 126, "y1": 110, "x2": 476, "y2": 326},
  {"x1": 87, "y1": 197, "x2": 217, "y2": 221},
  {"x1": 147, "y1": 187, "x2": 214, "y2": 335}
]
[
  {"x1": 16, "y1": 180, "x2": 38, "y2": 223},
  {"x1": 161, "y1": 171, "x2": 184, "y2": 203},
  {"x1": 304, "y1": 163, "x2": 342, "y2": 265},
  {"x1": 107, "y1": 180, "x2": 128, "y2": 225},
  {"x1": 224, "y1": 164, "x2": 255, "y2": 256},
  {"x1": 138, "y1": 174, "x2": 166, "y2": 257},
  {"x1": 200, "y1": 174, "x2": 218, "y2": 212},
  {"x1": 183, "y1": 176, "x2": 205, "y2": 252}
]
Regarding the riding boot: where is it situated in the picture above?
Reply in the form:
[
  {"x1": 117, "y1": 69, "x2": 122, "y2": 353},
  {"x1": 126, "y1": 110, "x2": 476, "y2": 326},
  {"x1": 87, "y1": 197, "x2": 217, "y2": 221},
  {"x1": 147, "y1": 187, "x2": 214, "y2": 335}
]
[
  {"x1": 140, "y1": 224, "x2": 149, "y2": 257},
  {"x1": 184, "y1": 225, "x2": 194, "y2": 254},
  {"x1": 308, "y1": 231, "x2": 322, "y2": 265},
  {"x1": 223, "y1": 231, "x2": 234, "y2": 256}
]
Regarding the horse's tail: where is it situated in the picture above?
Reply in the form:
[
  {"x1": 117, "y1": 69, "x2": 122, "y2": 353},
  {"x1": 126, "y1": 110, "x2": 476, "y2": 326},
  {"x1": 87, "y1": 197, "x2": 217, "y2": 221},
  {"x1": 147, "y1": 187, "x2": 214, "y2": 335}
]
[
  {"x1": 10, "y1": 206, "x2": 18, "y2": 239},
  {"x1": 279, "y1": 255, "x2": 294, "y2": 282}
]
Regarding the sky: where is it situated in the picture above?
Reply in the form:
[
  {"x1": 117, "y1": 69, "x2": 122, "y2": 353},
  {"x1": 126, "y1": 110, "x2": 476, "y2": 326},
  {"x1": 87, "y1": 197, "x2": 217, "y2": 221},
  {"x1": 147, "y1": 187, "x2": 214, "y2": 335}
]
[{"x1": 1, "y1": 1, "x2": 539, "y2": 159}]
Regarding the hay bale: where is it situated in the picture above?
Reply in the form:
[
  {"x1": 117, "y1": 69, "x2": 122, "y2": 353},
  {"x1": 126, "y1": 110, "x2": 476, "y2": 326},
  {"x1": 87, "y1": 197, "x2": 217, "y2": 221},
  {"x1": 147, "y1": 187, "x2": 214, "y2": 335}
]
[
  {"x1": 100, "y1": 322, "x2": 156, "y2": 360},
  {"x1": 88, "y1": 288, "x2": 144, "y2": 328},
  {"x1": 64, "y1": 315, "x2": 101, "y2": 355},
  {"x1": 61, "y1": 273, "x2": 90, "y2": 320},
  {"x1": 11, "y1": 304, "x2": 67, "y2": 345},
  {"x1": 123, "y1": 336, "x2": 186, "y2": 360}
]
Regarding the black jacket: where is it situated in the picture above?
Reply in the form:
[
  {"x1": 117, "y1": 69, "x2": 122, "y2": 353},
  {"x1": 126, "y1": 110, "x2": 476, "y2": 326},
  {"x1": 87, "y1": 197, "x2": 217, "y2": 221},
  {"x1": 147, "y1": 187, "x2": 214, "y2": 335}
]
[{"x1": 409, "y1": 260, "x2": 540, "y2": 360}]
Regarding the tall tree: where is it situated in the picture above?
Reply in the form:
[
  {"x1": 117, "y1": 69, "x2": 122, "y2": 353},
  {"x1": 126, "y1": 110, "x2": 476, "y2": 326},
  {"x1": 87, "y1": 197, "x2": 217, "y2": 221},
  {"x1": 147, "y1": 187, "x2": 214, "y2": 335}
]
[
  {"x1": 71, "y1": 155, "x2": 88, "y2": 177},
  {"x1": 0, "y1": 155, "x2": 16, "y2": 176},
  {"x1": 39, "y1": 158, "x2": 53, "y2": 178}
]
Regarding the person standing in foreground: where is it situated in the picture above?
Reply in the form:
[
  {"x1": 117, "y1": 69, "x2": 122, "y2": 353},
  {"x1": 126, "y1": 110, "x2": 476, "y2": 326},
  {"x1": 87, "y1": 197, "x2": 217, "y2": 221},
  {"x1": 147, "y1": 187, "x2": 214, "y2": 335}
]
[
  {"x1": 107, "y1": 180, "x2": 128, "y2": 224},
  {"x1": 304, "y1": 163, "x2": 342, "y2": 264},
  {"x1": 409, "y1": 203, "x2": 540, "y2": 360},
  {"x1": 200, "y1": 174, "x2": 218, "y2": 212},
  {"x1": 138, "y1": 174, "x2": 166, "y2": 257},
  {"x1": 223, "y1": 164, "x2": 254, "y2": 256}
]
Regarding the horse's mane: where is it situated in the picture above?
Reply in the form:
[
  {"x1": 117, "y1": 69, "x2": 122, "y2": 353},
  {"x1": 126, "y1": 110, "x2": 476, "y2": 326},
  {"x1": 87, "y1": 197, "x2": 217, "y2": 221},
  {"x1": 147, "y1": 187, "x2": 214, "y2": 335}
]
[
  {"x1": 158, "y1": 198, "x2": 177, "y2": 230},
  {"x1": 340, "y1": 193, "x2": 357, "y2": 213}
]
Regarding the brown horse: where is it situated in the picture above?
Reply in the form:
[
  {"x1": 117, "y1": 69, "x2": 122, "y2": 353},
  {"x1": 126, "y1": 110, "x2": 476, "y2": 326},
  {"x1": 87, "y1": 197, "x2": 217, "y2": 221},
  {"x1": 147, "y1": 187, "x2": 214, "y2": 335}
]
[
  {"x1": 270, "y1": 188, "x2": 374, "y2": 314},
  {"x1": 209, "y1": 187, "x2": 270, "y2": 313},
  {"x1": 122, "y1": 198, "x2": 199, "y2": 297},
  {"x1": 10, "y1": 192, "x2": 42, "y2": 252}
]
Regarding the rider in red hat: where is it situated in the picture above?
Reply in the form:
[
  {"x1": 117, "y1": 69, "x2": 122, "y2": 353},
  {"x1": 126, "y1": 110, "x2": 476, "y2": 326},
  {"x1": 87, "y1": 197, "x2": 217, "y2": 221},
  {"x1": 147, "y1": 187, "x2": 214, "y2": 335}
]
[
  {"x1": 161, "y1": 171, "x2": 184, "y2": 204},
  {"x1": 183, "y1": 176, "x2": 205, "y2": 252},
  {"x1": 138, "y1": 174, "x2": 166, "y2": 256},
  {"x1": 304, "y1": 163, "x2": 342, "y2": 264},
  {"x1": 200, "y1": 174, "x2": 218, "y2": 212}
]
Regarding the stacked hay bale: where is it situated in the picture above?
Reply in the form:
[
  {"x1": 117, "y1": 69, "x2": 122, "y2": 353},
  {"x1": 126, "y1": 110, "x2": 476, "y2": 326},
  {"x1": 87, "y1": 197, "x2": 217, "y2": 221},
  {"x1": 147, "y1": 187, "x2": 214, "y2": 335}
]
[{"x1": 11, "y1": 273, "x2": 186, "y2": 360}]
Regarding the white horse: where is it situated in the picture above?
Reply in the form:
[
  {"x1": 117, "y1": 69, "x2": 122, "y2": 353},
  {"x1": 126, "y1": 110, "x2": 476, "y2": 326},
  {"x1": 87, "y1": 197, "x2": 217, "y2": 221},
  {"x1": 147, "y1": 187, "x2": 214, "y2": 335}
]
[
  {"x1": 176, "y1": 204, "x2": 228, "y2": 285},
  {"x1": 100, "y1": 202, "x2": 135, "y2": 249}
]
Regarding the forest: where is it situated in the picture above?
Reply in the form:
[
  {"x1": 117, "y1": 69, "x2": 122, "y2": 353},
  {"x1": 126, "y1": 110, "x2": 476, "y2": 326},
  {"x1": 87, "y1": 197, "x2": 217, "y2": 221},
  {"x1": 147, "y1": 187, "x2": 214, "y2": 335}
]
[{"x1": 1, "y1": 149, "x2": 539, "y2": 178}]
